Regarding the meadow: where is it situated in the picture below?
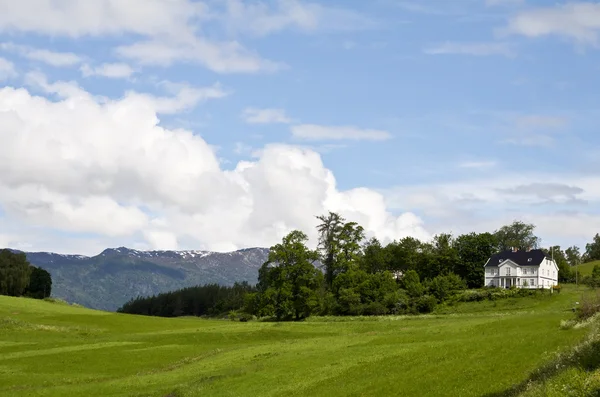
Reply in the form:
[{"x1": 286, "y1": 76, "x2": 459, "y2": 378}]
[
  {"x1": 0, "y1": 285, "x2": 595, "y2": 397},
  {"x1": 575, "y1": 260, "x2": 600, "y2": 277}
]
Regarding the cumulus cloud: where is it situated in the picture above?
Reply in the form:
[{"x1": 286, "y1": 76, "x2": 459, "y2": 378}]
[
  {"x1": 0, "y1": 80, "x2": 428, "y2": 254},
  {"x1": 291, "y1": 124, "x2": 392, "y2": 141},
  {"x1": 242, "y1": 107, "x2": 292, "y2": 124}
]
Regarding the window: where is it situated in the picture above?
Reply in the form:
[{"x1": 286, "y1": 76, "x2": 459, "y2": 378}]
[
  {"x1": 507, "y1": 268, "x2": 511, "y2": 276},
  {"x1": 530, "y1": 279, "x2": 535, "y2": 286},
  {"x1": 528, "y1": 258, "x2": 532, "y2": 262},
  {"x1": 499, "y1": 259, "x2": 503, "y2": 263},
  {"x1": 523, "y1": 268, "x2": 528, "y2": 275}
]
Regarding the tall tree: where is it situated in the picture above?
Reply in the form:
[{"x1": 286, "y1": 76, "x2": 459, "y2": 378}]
[
  {"x1": 0, "y1": 250, "x2": 32, "y2": 297},
  {"x1": 316, "y1": 212, "x2": 345, "y2": 288},
  {"x1": 426, "y1": 233, "x2": 460, "y2": 279},
  {"x1": 565, "y1": 246, "x2": 582, "y2": 267},
  {"x1": 494, "y1": 221, "x2": 541, "y2": 251},
  {"x1": 25, "y1": 266, "x2": 52, "y2": 299},
  {"x1": 584, "y1": 233, "x2": 600, "y2": 262},
  {"x1": 454, "y1": 232, "x2": 498, "y2": 288},
  {"x1": 337, "y1": 221, "x2": 365, "y2": 271},
  {"x1": 256, "y1": 230, "x2": 322, "y2": 321},
  {"x1": 316, "y1": 212, "x2": 365, "y2": 287}
]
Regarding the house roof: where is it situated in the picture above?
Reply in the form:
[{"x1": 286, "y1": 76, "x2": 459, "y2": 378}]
[{"x1": 484, "y1": 249, "x2": 548, "y2": 267}]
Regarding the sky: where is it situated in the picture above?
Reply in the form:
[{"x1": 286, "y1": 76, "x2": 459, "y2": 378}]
[{"x1": 0, "y1": 0, "x2": 599, "y2": 255}]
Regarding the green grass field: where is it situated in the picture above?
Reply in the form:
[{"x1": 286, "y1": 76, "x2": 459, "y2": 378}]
[
  {"x1": 0, "y1": 286, "x2": 594, "y2": 397},
  {"x1": 575, "y1": 260, "x2": 600, "y2": 277}
]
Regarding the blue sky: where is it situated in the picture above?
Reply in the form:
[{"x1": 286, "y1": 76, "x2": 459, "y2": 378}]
[{"x1": 0, "y1": 0, "x2": 599, "y2": 254}]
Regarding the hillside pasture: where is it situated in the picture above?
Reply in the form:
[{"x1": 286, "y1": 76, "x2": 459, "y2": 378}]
[
  {"x1": 0, "y1": 286, "x2": 592, "y2": 397},
  {"x1": 575, "y1": 260, "x2": 600, "y2": 277}
]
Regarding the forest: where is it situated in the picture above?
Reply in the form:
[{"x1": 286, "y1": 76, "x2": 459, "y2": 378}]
[{"x1": 119, "y1": 214, "x2": 600, "y2": 320}]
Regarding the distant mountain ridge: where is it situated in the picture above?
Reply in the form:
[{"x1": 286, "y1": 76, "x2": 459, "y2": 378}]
[{"x1": 6, "y1": 246, "x2": 270, "y2": 311}]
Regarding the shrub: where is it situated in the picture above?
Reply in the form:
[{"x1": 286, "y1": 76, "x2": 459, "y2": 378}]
[
  {"x1": 428, "y1": 273, "x2": 467, "y2": 302},
  {"x1": 361, "y1": 301, "x2": 388, "y2": 316},
  {"x1": 415, "y1": 295, "x2": 437, "y2": 314},
  {"x1": 383, "y1": 290, "x2": 409, "y2": 314},
  {"x1": 576, "y1": 291, "x2": 600, "y2": 321}
]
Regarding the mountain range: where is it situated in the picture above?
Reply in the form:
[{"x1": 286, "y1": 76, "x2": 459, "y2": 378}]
[{"x1": 8, "y1": 247, "x2": 269, "y2": 311}]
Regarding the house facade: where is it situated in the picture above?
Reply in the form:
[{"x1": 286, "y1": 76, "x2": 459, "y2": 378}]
[{"x1": 483, "y1": 248, "x2": 559, "y2": 289}]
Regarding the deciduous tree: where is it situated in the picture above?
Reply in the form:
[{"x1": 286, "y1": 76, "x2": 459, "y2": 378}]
[
  {"x1": 585, "y1": 234, "x2": 600, "y2": 262},
  {"x1": 0, "y1": 250, "x2": 32, "y2": 297},
  {"x1": 494, "y1": 221, "x2": 540, "y2": 251},
  {"x1": 25, "y1": 266, "x2": 52, "y2": 299},
  {"x1": 255, "y1": 230, "x2": 322, "y2": 321}
]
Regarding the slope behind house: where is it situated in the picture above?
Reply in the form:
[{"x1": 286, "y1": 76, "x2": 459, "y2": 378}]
[{"x1": 7, "y1": 247, "x2": 269, "y2": 311}]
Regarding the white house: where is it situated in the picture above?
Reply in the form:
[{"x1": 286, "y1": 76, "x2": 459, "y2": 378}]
[{"x1": 483, "y1": 248, "x2": 559, "y2": 289}]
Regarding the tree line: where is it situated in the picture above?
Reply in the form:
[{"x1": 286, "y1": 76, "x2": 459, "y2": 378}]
[
  {"x1": 0, "y1": 249, "x2": 52, "y2": 299},
  {"x1": 117, "y1": 282, "x2": 255, "y2": 317},
  {"x1": 118, "y1": 214, "x2": 599, "y2": 321},
  {"x1": 243, "y1": 215, "x2": 582, "y2": 321}
]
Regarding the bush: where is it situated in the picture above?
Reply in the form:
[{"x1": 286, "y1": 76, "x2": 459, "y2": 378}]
[
  {"x1": 576, "y1": 291, "x2": 600, "y2": 321},
  {"x1": 428, "y1": 273, "x2": 467, "y2": 302},
  {"x1": 361, "y1": 301, "x2": 388, "y2": 316},
  {"x1": 415, "y1": 295, "x2": 437, "y2": 314},
  {"x1": 383, "y1": 290, "x2": 410, "y2": 314}
]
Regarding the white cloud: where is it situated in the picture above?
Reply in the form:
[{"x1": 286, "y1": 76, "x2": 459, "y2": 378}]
[
  {"x1": 115, "y1": 38, "x2": 284, "y2": 73},
  {"x1": 383, "y1": 175, "x2": 600, "y2": 248},
  {"x1": 0, "y1": 57, "x2": 16, "y2": 80},
  {"x1": 125, "y1": 81, "x2": 229, "y2": 114},
  {"x1": 80, "y1": 63, "x2": 135, "y2": 79},
  {"x1": 0, "y1": 81, "x2": 428, "y2": 254},
  {"x1": 503, "y1": 2, "x2": 600, "y2": 45},
  {"x1": 242, "y1": 107, "x2": 292, "y2": 124},
  {"x1": 1, "y1": 42, "x2": 82, "y2": 66},
  {"x1": 143, "y1": 230, "x2": 179, "y2": 250},
  {"x1": 0, "y1": 0, "x2": 204, "y2": 38},
  {"x1": 0, "y1": 0, "x2": 369, "y2": 74},
  {"x1": 291, "y1": 124, "x2": 392, "y2": 141},
  {"x1": 424, "y1": 42, "x2": 515, "y2": 57},
  {"x1": 20, "y1": 48, "x2": 82, "y2": 67},
  {"x1": 219, "y1": 0, "x2": 377, "y2": 37},
  {"x1": 0, "y1": 0, "x2": 278, "y2": 73}
]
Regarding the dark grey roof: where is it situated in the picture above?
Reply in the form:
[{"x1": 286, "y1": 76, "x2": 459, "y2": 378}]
[{"x1": 485, "y1": 249, "x2": 547, "y2": 267}]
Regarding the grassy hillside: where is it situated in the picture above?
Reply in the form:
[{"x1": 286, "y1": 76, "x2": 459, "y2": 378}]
[
  {"x1": 574, "y1": 260, "x2": 600, "y2": 277},
  {"x1": 0, "y1": 286, "x2": 593, "y2": 397}
]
